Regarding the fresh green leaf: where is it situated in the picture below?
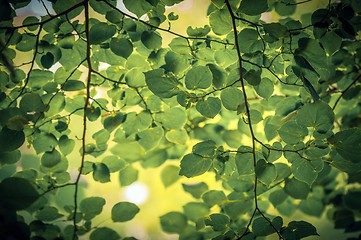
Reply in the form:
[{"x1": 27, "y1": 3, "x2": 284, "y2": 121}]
[
  {"x1": 179, "y1": 153, "x2": 212, "y2": 178},
  {"x1": 92, "y1": 163, "x2": 111, "y2": 183},
  {"x1": 196, "y1": 97, "x2": 221, "y2": 118},
  {"x1": 111, "y1": 201, "x2": 140, "y2": 222},
  {"x1": 220, "y1": 87, "x2": 244, "y2": 111},
  {"x1": 185, "y1": 66, "x2": 212, "y2": 90},
  {"x1": 80, "y1": 197, "x2": 106, "y2": 220}
]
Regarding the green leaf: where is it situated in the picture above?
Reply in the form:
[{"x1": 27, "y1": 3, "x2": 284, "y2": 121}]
[
  {"x1": 103, "y1": 112, "x2": 126, "y2": 132},
  {"x1": 111, "y1": 141, "x2": 145, "y2": 162},
  {"x1": 80, "y1": 197, "x2": 106, "y2": 220},
  {"x1": 119, "y1": 165, "x2": 138, "y2": 186},
  {"x1": 235, "y1": 146, "x2": 254, "y2": 175},
  {"x1": 319, "y1": 31, "x2": 342, "y2": 55},
  {"x1": 168, "y1": 12, "x2": 179, "y2": 21},
  {"x1": 59, "y1": 135, "x2": 75, "y2": 156},
  {"x1": 192, "y1": 140, "x2": 217, "y2": 158},
  {"x1": 179, "y1": 153, "x2": 212, "y2": 178},
  {"x1": 196, "y1": 97, "x2": 221, "y2": 118},
  {"x1": 238, "y1": 28, "x2": 263, "y2": 53},
  {"x1": 125, "y1": 68, "x2": 146, "y2": 87},
  {"x1": 239, "y1": 0, "x2": 268, "y2": 16},
  {"x1": 284, "y1": 178, "x2": 310, "y2": 199},
  {"x1": 291, "y1": 158, "x2": 318, "y2": 186},
  {"x1": 255, "y1": 78, "x2": 274, "y2": 99},
  {"x1": 252, "y1": 217, "x2": 275, "y2": 236},
  {"x1": 86, "y1": 106, "x2": 101, "y2": 121},
  {"x1": 111, "y1": 202, "x2": 140, "y2": 222},
  {"x1": 269, "y1": 189, "x2": 288, "y2": 207},
  {"x1": 182, "y1": 182, "x2": 208, "y2": 199},
  {"x1": 90, "y1": 227, "x2": 120, "y2": 240},
  {"x1": 209, "y1": 9, "x2": 232, "y2": 35},
  {"x1": 183, "y1": 202, "x2": 210, "y2": 222},
  {"x1": 202, "y1": 190, "x2": 227, "y2": 207},
  {"x1": 141, "y1": 31, "x2": 162, "y2": 49},
  {"x1": 0, "y1": 177, "x2": 39, "y2": 210},
  {"x1": 0, "y1": 150, "x2": 21, "y2": 165},
  {"x1": 145, "y1": 69, "x2": 179, "y2": 98},
  {"x1": 20, "y1": 93, "x2": 46, "y2": 113},
  {"x1": 328, "y1": 128, "x2": 361, "y2": 163},
  {"x1": 283, "y1": 221, "x2": 319, "y2": 239},
  {"x1": 41, "y1": 149, "x2": 62, "y2": 168},
  {"x1": 33, "y1": 133, "x2": 58, "y2": 154},
  {"x1": 160, "y1": 212, "x2": 187, "y2": 233},
  {"x1": 278, "y1": 121, "x2": 308, "y2": 144},
  {"x1": 256, "y1": 159, "x2": 277, "y2": 186},
  {"x1": 220, "y1": 87, "x2": 244, "y2": 111},
  {"x1": 296, "y1": 101, "x2": 334, "y2": 136},
  {"x1": 161, "y1": 165, "x2": 180, "y2": 187},
  {"x1": 0, "y1": 127, "x2": 25, "y2": 152},
  {"x1": 137, "y1": 126, "x2": 164, "y2": 151},
  {"x1": 165, "y1": 129, "x2": 188, "y2": 145},
  {"x1": 299, "y1": 198, "x2": 324, "y2": 217},
  {"x1": 92, "y1": 163, "x2": 111, "y2": 183},
  {"x1": 123, "y1": 0, "x2": 153, "y2": 17},
  {"x1": 110, "y1": 38, "x2": 133, "y2": 59},
  {"x1": 36, "y1": 206, "x2": 63, "y2": 221},
  {"x1": 157, "y1": 107, "x2": 187, "y2": 129},
  {"x1": 41, "y1": 52, "x2": 55, "y2": 69},
  {"x1": 164, "y1": 51, "x2": 190, "y2": 75},
  {"x1": 186, "y1": 25, "x2": 210, "y2": 37},
  {"x1": 205, "y1": 213, "x2": 230, "y2": 232},
  {"x1": 185, "y1": 66, "x2": 212, "y2": 90},
  {"x1": 102, "y1": 156, "x2": 127, "y2": 173},
  {"x1": 62, "y1": 80, "x2": 85, "y2": 91},
  {"x1": 275, "y1": 0, "x2": 296, "y2": 16},
  {"x1": 89, "y1": 22, "x2": 116, "y2": 44}
]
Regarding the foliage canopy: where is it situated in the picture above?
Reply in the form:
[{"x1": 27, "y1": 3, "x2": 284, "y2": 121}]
[{"x1": 0, "y1": 0, "x2": 360, "y2": 239}]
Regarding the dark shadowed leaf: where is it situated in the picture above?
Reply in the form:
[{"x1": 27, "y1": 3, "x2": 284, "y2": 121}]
[
  {"x1": 90, "y1": 227, "x2": 120, "y2": 240},
  {"x1": 328, "y1": 128, "x2": 361, "y2": 163},
  {"x1": 0, "y1": 177, "x2": 39, "y2": 210},
  {"x1": 89, "y1": 22, "x2": 116, "y2": 44}
]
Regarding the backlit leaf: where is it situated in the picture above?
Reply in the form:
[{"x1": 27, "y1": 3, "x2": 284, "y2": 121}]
[
  {"x1": 196, "y1": 97, "x2": 221, "y2": 118},
  {"x1": 179, "y1": 153, "x2": 212, "y2": 178},
  {"x1": 185, "y1": 66, "x2": 212, "y2": 90}
]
